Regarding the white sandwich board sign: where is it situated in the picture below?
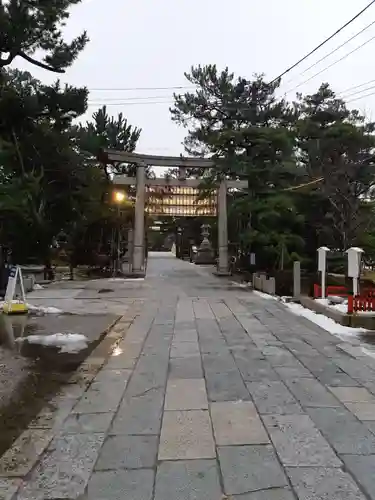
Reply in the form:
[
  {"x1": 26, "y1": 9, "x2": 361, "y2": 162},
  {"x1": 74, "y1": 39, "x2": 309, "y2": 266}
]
[{"x1": 3, "y1": 265, "x2": 28, "y2": 314}]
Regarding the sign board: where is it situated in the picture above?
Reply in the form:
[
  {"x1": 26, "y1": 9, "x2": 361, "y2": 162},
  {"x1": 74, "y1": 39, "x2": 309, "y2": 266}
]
[
  {"x1": 250, "y1": 253, "x2": 256, "y2": 266},
  {"x1": 317, "y1": 247, "x2": 330, "y2": 272},
  {"x1": 3, "y1": 265, "x2": 27, "y2": 314},
  {"x1": 347, "y1": 247, "x2": 364, "y2": 278}
]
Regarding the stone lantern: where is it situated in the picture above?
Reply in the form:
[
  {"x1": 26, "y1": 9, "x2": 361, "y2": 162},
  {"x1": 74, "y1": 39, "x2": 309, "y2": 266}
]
[{"x1": 195, "y1": 224, "x2": 215, "y2": 265}]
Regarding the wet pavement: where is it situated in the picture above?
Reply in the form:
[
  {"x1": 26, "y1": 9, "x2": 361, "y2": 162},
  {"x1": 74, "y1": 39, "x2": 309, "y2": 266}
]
[
  {"x1": 0, "y1": 303, "x2": 120, "y2": 456},
  {"x1": 3, "y1": 253, "x2": 375, "y2": 498}
]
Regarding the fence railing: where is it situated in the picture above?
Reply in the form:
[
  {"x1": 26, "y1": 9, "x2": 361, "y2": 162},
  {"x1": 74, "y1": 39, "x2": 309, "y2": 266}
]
[
  {"x1": 348, "y1": 296, "x2": 375, "y2": 314},
  {"x1": 313, "y1": 285, "x2": 348, "y2": 298}
]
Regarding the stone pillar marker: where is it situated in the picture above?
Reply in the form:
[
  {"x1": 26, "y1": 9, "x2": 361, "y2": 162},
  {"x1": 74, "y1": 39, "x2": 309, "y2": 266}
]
[
  {"x1": 317, "y1": 246, "x2": 330, "y2": 299},
  {"x1": 132, "y1": 165, "x2": 146, "y2": 275},
  {"x1": 293, "y1": 261, "x2": 301, "y2": 299},
  {"x1": 217, "y1": 179, "x2": 229, "y2": 275}
]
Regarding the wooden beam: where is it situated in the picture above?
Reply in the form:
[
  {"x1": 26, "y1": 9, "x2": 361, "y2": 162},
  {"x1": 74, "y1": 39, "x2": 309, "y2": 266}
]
[{"x1": 102, "y1": 149, "x2": 215, "y2": 169}]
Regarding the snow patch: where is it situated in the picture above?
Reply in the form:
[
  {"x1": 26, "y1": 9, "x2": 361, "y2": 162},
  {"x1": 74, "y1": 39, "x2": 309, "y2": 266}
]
[
  {"x1": 253, "y1": 290, "x2": 279, "y2": 301},
  {"x1": 33, "y1": 284, "x2": 44, "y2": 290},
  {"x1": 231, "y1": 281, "x2": 251, "y2": 288},
  {"x1": 285, "y1": 302, "x2": 367, "y2": 336},
  {"x1": 108, "y1": 278, "x2": 145, "y2": 282},
  {"x1": 16, "y1": 333, "x2": 89, "y2": 353},
  {"x1": 27, "y1": 304, "x2": 63, "y2": 314}
]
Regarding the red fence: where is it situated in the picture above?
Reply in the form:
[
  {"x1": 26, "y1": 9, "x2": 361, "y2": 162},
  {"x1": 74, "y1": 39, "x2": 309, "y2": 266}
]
[
  {"x1": 348, "y1": 296, "x2": 375, "y2": 314},
  {"x1": 313, "y1": 285, "x2": 348, "y2": 298},
  {"x1": 314, "y1": 284, "x2": 375, "y2": 300}
]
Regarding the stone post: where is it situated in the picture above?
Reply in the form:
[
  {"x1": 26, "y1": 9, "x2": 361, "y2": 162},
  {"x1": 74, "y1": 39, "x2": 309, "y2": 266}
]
[
  {"x1": 132, "y1": 165, "x2": 146, "y2": 275},
  {"x1": 293, "y1": 261, "x2": 301, "y2": 299},
  {"x1": 217, "y1": 180, "x2": 229, "y2": 275}
]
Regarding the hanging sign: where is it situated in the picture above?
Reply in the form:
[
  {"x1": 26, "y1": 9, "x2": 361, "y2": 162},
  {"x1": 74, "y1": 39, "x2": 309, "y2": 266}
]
[{"x1": 3, "y1": 266, "x2": 28, "y2": 315}]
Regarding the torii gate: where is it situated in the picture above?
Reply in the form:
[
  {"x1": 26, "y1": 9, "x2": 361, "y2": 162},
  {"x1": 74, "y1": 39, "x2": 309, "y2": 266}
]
[{"x1": 99, "y1": 149, "x2": 248, "y2": 276}]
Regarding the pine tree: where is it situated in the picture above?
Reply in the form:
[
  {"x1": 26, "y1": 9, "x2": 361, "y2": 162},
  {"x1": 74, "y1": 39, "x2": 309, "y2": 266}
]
[
  {"x1": 296, "y1": 83, "x2": 375, "y2": 250},
  {"x1": 171, "y1": 64, "x2": 303, "y2": 269},
  {"x1": 0, "y1": 0, "x2": 88, "y2": 73}
]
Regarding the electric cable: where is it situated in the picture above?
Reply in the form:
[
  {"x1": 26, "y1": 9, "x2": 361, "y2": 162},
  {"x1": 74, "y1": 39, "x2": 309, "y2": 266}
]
[
  {"x1": 270, "y1": 0, "x2": 375, "y2": 84},
  {"x1": 285, "y1": 33, "x2": 375, "y2": 94}
]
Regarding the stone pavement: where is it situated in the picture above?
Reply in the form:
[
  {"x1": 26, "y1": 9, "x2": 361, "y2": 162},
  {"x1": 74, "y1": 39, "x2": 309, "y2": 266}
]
[{"x1": 3, "y1": 253, "x2": 375, "y2": 499}]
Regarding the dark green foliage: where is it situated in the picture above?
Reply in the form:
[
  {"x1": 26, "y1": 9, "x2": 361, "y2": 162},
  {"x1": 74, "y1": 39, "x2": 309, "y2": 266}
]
[
  {"x1": 74, "y1": 105, "x2": 145, "y2": 180},
  {"x1": 0, "y1": 68, "x2": 90, "y2": 263},
  {"x1": 0, "y1": 0, "x2": 88, "y2": 72},
  {"x1": 296, "y1": 83, "x2": 375, "y2": 251}
]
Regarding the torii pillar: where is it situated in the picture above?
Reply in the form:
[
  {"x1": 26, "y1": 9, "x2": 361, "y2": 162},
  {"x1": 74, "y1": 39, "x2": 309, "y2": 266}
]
[
  {"x1": 217, "y1": 179, "x2": 230, "y2": 275},
  {"x1": 132, "y1": 165, "x2": 146, "y2": 275}
]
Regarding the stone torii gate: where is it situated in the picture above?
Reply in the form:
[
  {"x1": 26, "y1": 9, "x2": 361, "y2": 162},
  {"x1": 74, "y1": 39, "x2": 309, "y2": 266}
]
[{"x1": 99, "y1": 149, "x2": 248, "y2": 276}]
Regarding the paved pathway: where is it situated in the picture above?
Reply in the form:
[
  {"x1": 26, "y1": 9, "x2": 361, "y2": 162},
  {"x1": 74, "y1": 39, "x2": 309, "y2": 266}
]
[{"x1": 3, "y1": 253, "x2": 375, "y2": 499}]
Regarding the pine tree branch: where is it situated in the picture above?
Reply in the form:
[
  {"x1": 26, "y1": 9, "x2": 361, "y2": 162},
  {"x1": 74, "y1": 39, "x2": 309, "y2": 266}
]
[{"x1": 18, "y1": 51, "x2": 65, "y2": 73}]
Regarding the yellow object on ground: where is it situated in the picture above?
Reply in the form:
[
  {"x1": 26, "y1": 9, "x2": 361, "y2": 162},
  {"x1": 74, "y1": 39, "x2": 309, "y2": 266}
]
[{"x1": 3, "y1": 302, "x2": 28, "y2": 315}]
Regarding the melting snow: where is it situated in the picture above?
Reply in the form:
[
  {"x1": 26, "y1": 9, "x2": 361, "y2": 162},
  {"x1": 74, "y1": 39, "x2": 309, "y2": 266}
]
[
  {"x1": 108, "y1": 278, "x2": 145, "y2": 282},
  {"x1": 253, "y1": 290, "x2": 279, "y2": 301},
  {"x1": 285, "y1": 301, "x2": 367, "y2": 337},
  {"x1": 16, "y1": 333, "x2": 89, "y2": 353}
]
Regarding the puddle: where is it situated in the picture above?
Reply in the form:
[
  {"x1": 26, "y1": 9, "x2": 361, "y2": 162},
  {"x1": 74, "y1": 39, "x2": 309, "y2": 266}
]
[
  {"x1": 0, "y1": 314, "x2": 109, "y2": 456},
  {"x1": 0, "y1": 315, "x2": 89, "y2": 369}
]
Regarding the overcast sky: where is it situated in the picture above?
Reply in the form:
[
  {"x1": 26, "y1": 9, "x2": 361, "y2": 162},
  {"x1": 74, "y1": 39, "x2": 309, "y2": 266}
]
[{"x1": 13, "y1": 0, "x2": 375, "y2": 156}]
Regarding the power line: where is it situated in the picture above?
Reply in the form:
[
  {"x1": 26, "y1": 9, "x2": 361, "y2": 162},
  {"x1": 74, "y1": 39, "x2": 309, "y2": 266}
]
[
  {"x1": 341, "y1": 83, "x2": 375, "y2": 99},
  {"x1": 270, "y1": 0, "x2": 375, "y2": 84},
  {"x1": 86, "y1": 100, "x2": 174, "y2": 106},
  {"x1": 285, "y1": 33, "x2": 375, "y2": 94},
  {"x1": 287, "y1": 19, "x2": 375, "y2": 83},
  {"x1": 88, "y1": 94, "x2": 174, "y2": 102},
  {"x1": 346, "y1": 89, "x2": 375, "y2": 103},
  {"x1": 337, "y1": 77, "x2": 375, "y2": 95},
  {"x1": 88, "y1": 85, "x2": 194, "y2": 92}
]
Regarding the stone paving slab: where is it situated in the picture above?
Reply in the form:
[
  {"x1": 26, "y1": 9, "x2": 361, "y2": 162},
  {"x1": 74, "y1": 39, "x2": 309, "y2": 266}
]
[
  {"x1": 286, "y1": 467, "x2": 366, "y2": 500},
  {"x1": 345, "y1": 402, "x2": 375, "y2": 420},
  {"x1": 88, "y1": 469, "x2": 154, "y2": 500},
  {"x1": 0, "y1": 429, "x2": 53, "y2": 477},
  {"x1": 329, "y1": 386, "x2": 375, "y2": 403},
  {"x1": 0, "y1": 479, "x2": 22, "y2": 500},
  {"x1": 210, "y1": 401, "x2": 269, "y2": 445},
  {"x1": 16, "y1": 433, "x2": 105, "y2": 499},
  {"x1": 283, "y1": 377, "x2": 341, "y2": 408},
  {"x1": 158, "y1": 410, "x2": 216, "y2": 460},
  {"x1": 306, "y1": 405, "x2": 375, "y2": 455},
  {"x1": 110, "y1": 388, "x2": 165, "y2": 435},
  {"x1": 246, "y1": 380, "x2": 304, "y2": 415},
  {"x1": 218, "y1": 445, "x2": 288, "y2": 495},
  {"x1": 154, "y1": 460, "x2": 222, "y2": 500},
  {"x1": 165, "y1": 379, "x2": 208, "y2": 410},
  {"x1": 263, "y1": 414, "x2": 342, "y2": 467},
  {"x1": 95, "y1": 435, "x2": 158, "y2": 470},
  {"x1": 168, "y1": 356, "x2": 204, "y2": 378},
  {"x1": 5, "y1": 255, "x2": 375, "y2": 499},
  {"x1": 342, "y1": 454, "x2": 375, "y2": 500},
  {"x1": 62, "y1": 412, "x2": 115, "y2": 434},
  {"x1": 232, "y1": 489, "x2": 296, "y2": 500}
]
